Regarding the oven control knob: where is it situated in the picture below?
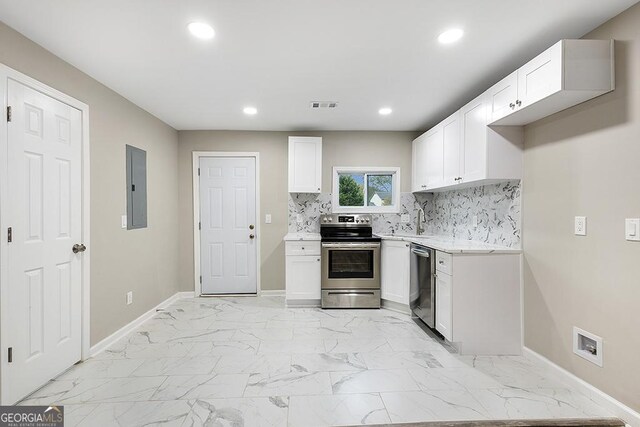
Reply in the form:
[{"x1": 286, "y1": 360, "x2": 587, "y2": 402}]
[{"x1": 365, "y1": 218, "x2": 370, "y2": 223}]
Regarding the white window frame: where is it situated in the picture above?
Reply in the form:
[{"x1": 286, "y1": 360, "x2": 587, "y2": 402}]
[{"x1": 332, "y1": 166, "x2": 400, "y2": 214}]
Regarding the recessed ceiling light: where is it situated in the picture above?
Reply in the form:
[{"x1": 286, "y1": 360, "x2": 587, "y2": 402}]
[
  {"x1": 378, "y1": 107, "x2": 392, "y2": 116},
  {"x1": 438, "y1": 28, "x2": 464, "y2": 44},
  {"x1": 188, "y1": 22, "x2": 215, "y2": 40},
  {"x1": 243, "y1": 106, "x2": 258, "y2": 115}
]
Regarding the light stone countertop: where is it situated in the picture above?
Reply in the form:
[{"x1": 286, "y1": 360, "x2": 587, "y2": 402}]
[
  {"x1": 283, "y1": 232, "x2": 321, "y2": 242},
  {"x1": 379, "y1": 234, "x2": 521, "y2": 254}
]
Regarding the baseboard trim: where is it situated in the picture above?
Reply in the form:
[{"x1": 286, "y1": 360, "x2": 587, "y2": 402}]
[
  {"x1": 381, "y1": 299, "x2": 411, "y2": 315},
  {"x1": 286, "y1": 299, "x2": 320, "y2": 307},
  {"x1": 89, "y1": 291, "x2": 192, "y2": 358},
  {"x1": 260, "y1": 290, "x2": 285, "y2": 297},
  {"x1": 523, "y1": 346, "x2": 639, "y2": 426}
]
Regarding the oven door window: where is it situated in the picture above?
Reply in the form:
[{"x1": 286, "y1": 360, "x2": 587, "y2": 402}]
[{"x1": 328, "y1": 249, "x2": 374, "y2": 279}]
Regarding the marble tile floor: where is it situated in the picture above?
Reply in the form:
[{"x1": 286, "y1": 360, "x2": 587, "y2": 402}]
[{"x1": 19, "y1": 296, "x2": 613, "y2": 426}]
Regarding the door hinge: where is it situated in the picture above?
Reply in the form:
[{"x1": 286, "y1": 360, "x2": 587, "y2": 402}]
[
  {"x1": 199, "y1": 276, "x2": 202, "y2": 284},
  {"x1": 131, "y1": 184, "x2": 135, "y2": 192},
  {"x1": 199, "y1": 222, "x2": 201, "y2": 230},
  {"x1": 6, "y1": 106, "x2": 11, "y2": 122},
  {"x1": 198, "y1": 168, "x2": 200, "y2": 176},
  {"x1": 8, "y1": 347, "x2": 12, "y2": 363},
  {"x1": 7, "y1": 227, "x2": 12, "y2": 243}
]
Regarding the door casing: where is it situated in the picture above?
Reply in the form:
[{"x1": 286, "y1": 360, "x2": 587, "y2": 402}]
[
  {"x1": 192, "y1": 152, "x2": 261, "y2": 296},
  {"x1": 0, "y1": 63, "x2": 91, "y2": 405}
]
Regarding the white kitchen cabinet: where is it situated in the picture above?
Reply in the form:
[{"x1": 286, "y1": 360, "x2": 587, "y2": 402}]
[
  {"x1": 487, "y1": 71, "x2": 519, "y2": 123},
  {"x1": 285, "y1": 241, "x2": 321, "y2": 305},
  {"x1": 435, "y1": 271, "x2": 453, "y2": 342},
  {"x1": 381, "y1": 240, "x2": 411, "y2": 307},
  {"x1": 433, "y1": 250, "x2": 521, "y2": 355},
  {"x1": 411, "y1": 132, "x2": 428, "y2": 192},
  {"x1": 413, "y1": 126, "x2": 444, "y2": 191},
  {"x1": 491, "y1": 39, "x2": 614, "y2": 126},
  {"x1": 441, "y1": 111, "x2": 462, "y2": 187},
  {"x1": 460, "y1": 94, "x2": 490, "y2": 183},
  {"x1": 288, "y1": 136, "x2": 322, "y2": 193},
  {"x1": 412, "y1": 39, "x2": 613, "y2": 193},
  {"x1": 424, "y1": 126, "x2": 444, "y2": 189}
]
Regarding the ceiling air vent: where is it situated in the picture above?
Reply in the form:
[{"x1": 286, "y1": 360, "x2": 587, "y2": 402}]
[{"x1": 310, "y1": 101, "x2": 338, "y2": 109}]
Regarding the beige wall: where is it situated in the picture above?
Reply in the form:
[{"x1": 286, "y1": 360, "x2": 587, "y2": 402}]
[
  {"x1": 523, "y1": 3, "x2": 640, "y2": 411},
  {"x1": 177, "y1": 131, "x2": 414, "y2": 292},
  {"x1": 0, "y1": 22, "x2": 180, "y2": 345}
]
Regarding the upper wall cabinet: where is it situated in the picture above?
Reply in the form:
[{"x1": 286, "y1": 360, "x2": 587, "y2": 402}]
[
  {"x1": 412, "y1": 39, "x2": 614, "y2": 192},
  {"x1": 288, "y1": 136, "x2": 322, "y2": 193},
  {"x1": 490, "y1": 39, "x2": 614, "y2": 126},
  {"x1": 412, "y1": 126, "x2": 443, "y2": 191},
  {"x1": 413, "y1": 96, "x2": 524, "y2": 192}
]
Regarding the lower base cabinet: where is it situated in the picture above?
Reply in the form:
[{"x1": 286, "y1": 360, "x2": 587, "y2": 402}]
[
  {"x1": 435, "y1": 271, "x2": 453, "y2": 342},
  {"x1": 285, "y1": 241, "x2": 321, "y2": 305},
  {"x1": 434, "y1": 250, "x2": 521, "y2": 355},
  {"x1": 381, "y1": 240, "x2": 411, "y2": 308}
]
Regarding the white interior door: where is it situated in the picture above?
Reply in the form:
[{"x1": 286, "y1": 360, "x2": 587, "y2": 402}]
[
  {"x1": 4, "y1": 79, "x2": 83, "y2": 404},
  {"x1": 199, "y1": 157, "x2": 257, "y2": 294}
]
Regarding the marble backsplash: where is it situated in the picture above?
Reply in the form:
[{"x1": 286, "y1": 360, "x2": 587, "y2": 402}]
[
  {"x1": 418, "y1": 181, "x2": 521, "y2": 247},
  {"x1": 288, "y1": 193, "x2": 422, "y2": 235},
  {"x1": 288, "y1": 181, "x2": 521, "y2": 248}
]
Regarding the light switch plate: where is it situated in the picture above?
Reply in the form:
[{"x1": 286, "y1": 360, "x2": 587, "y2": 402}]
[
  {"x1": 126, "y1": 291, "x2": 133, "y2": 305},
  {"x1": 400, "y1": 214, "x2": 410, "y2": 223},
  {"x1": 265, "y1": 214, "x2": 272, "y2": 224},
  {"x1": 625, "y1": 218, "x2": 640, "y2": 241},
  {"x1": 574, "y1": 216, "x2": 587, "y2": 236},
  {"x1": 121, "y1": 215, "x2": 127, "y2": 229}
]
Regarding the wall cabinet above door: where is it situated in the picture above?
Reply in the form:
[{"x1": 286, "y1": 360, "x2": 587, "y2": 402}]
[{"x1": 288, "y1": 136, "x2": 322, "y2": 193}]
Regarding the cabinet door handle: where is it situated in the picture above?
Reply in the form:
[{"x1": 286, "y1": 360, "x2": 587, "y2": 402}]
[
  {"x1": 509, "y1": 103, "x2": 515, "y2": 109},
  {"x1": 516, "y1": 100, "x2": 522, "y2": 107}
]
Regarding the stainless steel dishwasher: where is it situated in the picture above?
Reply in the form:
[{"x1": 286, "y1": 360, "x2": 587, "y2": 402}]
[{"x1": 409, "y1": 243, "x2": 436, "y2": 329}]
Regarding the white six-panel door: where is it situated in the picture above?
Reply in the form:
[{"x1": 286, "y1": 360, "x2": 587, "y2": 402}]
[
  {"x1": 5, "y1": 79, "x2": 83, "y2": 404},
  {"x1": 199, "y1": 157, "x2": 257, "y2": 294}
]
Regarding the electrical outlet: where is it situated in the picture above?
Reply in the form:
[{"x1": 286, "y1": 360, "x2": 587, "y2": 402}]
[
  {"x1": 400, "y1": 214, "x2": 410, "y2": 223},
  {"x1": 126, "y1": 291, "x2": 133, "y2": 305},
  {"x1": 121, "y1": 215, "x2": 127, "y2": 229},
  {"x1": 265, "y1": 214, "x2": 272, "y2": 224},
  {"x1": 472, "y1": 215, "x2": 478, "y2": 228},
  {"x1": 574, "y1": 216, "x2": 587, "y2": 236}
]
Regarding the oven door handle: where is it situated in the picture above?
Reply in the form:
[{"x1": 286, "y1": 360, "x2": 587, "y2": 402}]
[{"x1": 321, "y1": 243, "x2": 380, "y2": 249}]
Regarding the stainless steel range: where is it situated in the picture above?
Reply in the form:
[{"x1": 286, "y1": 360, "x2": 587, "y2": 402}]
[{"x1": 320, "y1": 214, "x2": 381, "y2": 309}]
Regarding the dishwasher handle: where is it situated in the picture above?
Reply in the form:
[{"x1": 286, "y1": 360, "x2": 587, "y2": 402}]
[{"x1": 411, "y1": 248, "x2": 430, "y2": 258}]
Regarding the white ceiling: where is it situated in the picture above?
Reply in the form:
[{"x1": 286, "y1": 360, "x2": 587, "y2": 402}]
[{"x1": 0, "y1": 0, "x2": 637, "y2": 131}]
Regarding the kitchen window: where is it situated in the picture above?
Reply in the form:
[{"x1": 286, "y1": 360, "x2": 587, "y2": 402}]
[{"x1": 332, "y1": 167, "x2": 400, "y2": 213}]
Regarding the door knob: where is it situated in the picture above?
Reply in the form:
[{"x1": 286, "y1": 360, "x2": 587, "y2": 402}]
[
  {"x1": 249, "y1": 224, "x2": 255, "y2": 230},
  {"x1": 249, "y1": 234, "x2": 255, "y2": 239},
  {"x1": 72, "y1": 243, "x2": 87, "y2": 254}
]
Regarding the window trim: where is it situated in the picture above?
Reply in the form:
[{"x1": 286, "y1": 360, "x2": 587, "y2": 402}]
[{"x1": 332, "y1": 166, "x2": 401, "y2": 214}]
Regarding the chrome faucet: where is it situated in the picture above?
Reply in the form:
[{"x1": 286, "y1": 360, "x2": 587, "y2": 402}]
[{"x1": 416, "y1": 207, "x2": 425, "y2": 235}]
